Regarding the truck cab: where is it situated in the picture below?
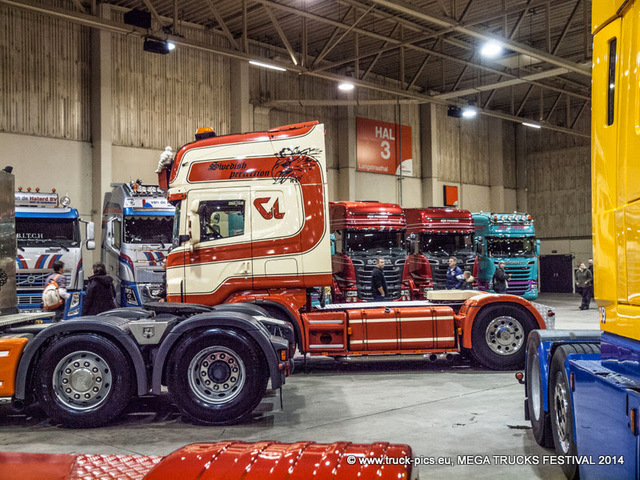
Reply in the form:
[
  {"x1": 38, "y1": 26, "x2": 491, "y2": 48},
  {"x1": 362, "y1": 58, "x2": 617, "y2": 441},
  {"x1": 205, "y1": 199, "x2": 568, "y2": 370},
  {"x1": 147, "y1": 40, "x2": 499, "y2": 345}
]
[
  {"x1": 102, "y1": 182, "x2": 174, "y2": 307},
  {"x1": 404, "y1": 207, "x2": 475, "y2": 296},
  {"x1": 329, "y1": 201, "x2": 408, "y2": 302},
  {"x1": 472, "y1": 212, "x2": 539, "y2": 300},
  {"x1": 14, "y1": 189, "x2": 95, "y2": 318}
]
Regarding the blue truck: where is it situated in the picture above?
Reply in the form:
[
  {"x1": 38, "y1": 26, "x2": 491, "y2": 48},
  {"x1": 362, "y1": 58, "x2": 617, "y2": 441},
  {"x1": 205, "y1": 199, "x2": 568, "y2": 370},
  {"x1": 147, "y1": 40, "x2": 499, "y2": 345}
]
[{"x1": 15, "y1": 190, "x2": 95, "y2": 318}]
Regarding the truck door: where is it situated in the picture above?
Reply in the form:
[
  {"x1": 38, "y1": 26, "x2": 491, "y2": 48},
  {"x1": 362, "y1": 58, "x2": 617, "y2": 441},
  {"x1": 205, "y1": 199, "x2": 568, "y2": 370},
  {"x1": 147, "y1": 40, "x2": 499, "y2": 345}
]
[
  {"x1": 250, "y1": 184, "x2": 304, "y2": 284},
  {"x1": 104, "y1": 217, "x2": 123, "y2": 304},
  {"x1": 184, "y1": 188, "x2": 252, "y2": 301}
]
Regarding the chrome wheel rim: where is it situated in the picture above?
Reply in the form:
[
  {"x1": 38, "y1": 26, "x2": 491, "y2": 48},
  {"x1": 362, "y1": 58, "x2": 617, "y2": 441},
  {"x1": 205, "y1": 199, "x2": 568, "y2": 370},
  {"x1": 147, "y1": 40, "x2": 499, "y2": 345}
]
[
  {"x1": 52, "y1": 350, "x2": 112, "y2": 410},
  {"x1": 485, "y1": 316, "x2": 525, "y2": 356},
  {"x1": 188, "y1": 346, "x2": 246, "y2": 405},
  {"x1": 553, "y1": 371, "x2": 571, "y2": 453},
  {"x1": 530, "y1": 352, "x2": 542, "y2": 421}
]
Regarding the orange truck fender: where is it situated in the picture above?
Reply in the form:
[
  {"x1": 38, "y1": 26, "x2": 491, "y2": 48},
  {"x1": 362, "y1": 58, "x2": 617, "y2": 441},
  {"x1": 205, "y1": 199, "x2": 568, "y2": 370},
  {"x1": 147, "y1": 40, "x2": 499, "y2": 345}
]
[
  {"x1": 0, "y1": 338, "x2": 29, "y2": 398},
  {"x1": 456, "y1": 294, "x2": 551, "y2": 350}
]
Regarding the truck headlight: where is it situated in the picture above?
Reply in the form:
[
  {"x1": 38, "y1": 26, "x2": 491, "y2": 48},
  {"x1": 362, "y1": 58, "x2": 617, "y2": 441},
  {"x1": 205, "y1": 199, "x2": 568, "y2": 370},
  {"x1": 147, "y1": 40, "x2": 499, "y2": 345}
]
[
  {"x1": 346, "y1": 291, "x2": 358, "y2": 297},
  {"x1": 401, "y1": 289, "x2": 410, "y2": 296},
  {"x1": 422, "y1": 287, "x2": 433, "y2": 293}
]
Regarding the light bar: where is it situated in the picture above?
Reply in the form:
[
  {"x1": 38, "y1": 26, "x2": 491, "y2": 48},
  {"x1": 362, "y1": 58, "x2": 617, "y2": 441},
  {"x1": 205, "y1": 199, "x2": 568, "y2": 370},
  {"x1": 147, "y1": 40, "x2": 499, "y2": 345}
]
[
  {"x1": 522, "y1": 122, "x2": 542, "y2": 129},
  {"x1": 249, "y1": 60, "x2": 286, "y2": 72}
]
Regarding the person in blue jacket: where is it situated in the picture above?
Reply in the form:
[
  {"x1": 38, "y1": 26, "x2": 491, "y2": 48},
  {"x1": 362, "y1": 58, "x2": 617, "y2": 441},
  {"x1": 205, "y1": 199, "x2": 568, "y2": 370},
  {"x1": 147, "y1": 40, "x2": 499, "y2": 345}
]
[{"x1": 445, "y1": 257, "x2": 464, "y2": 289}]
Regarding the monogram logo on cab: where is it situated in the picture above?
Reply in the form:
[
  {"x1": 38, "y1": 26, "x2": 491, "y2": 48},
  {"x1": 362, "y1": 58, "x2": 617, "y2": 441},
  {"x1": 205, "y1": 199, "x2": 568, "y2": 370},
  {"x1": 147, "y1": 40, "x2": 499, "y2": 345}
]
[{"x1": 254, "y1": 197, "x2": 285, "y2": 220}]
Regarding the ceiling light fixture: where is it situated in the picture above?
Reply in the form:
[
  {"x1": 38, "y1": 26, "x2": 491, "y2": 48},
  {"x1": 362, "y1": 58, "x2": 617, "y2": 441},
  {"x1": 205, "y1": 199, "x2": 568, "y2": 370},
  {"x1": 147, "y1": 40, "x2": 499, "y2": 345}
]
[
  {"x1": 461, "y1": 106, "x2": 477, "y2": 118},
  {"x1": 249, "y1": 60, "x2": 286, "y2": 72},
  {"x1": 522, "y1": 122, "x2": 542, "y2": 129},
  {"x1": 338, "y1": 82, "x2": 355, "y2": 92},
  {"x1": 143, "y1": 37, "x2": 174, "y2": 55},
  {"x1": 480, "y1": 40, "x2": 503, "y2": 58}
]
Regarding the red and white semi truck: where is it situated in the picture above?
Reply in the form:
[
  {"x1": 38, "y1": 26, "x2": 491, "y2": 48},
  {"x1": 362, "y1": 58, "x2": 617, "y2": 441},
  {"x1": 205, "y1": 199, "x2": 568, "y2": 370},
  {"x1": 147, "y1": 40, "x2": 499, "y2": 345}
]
[
  {"x1": 158, "y1": 121, "x2": 554, "y2": 370},
  {"x1": 330, "y1": 201, "x2": 409, "y2": 302}
]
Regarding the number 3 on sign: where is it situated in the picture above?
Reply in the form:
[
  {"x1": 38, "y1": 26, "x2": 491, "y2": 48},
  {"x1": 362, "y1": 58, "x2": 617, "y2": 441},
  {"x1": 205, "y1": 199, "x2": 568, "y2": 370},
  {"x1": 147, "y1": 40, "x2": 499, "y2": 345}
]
[{"x1": 380, "y1": 140, "x2": 391, "y2": 159}]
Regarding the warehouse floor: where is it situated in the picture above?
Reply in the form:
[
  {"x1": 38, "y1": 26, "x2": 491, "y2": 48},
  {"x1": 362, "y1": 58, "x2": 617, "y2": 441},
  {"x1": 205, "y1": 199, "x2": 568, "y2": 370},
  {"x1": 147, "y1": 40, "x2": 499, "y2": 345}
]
[{"x1": 0, "y1": 293, "x2": 598, "y2": 479}]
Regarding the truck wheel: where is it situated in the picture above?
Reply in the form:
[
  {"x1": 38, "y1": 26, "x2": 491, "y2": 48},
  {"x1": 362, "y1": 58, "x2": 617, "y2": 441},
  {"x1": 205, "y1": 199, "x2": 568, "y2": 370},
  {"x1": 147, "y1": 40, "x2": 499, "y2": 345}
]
[
  {"x1": 35, "y1": 334, "x2": 134, "y2": 428},
  {"x1": 549, "y1": 345, "x2": 579, "y2": 479},
  {"x1": 470, "y1": 304, "x2": 536, "y2": 370},
  {"x1": 549, "y1": 343, "x2": 600, "y2": 479},
  {"x1": 526, "y1": 341, "x2": 553, "y2": 448},
  {"x1": 167, "y1": 328, "x2": 269, "y2": 425}
]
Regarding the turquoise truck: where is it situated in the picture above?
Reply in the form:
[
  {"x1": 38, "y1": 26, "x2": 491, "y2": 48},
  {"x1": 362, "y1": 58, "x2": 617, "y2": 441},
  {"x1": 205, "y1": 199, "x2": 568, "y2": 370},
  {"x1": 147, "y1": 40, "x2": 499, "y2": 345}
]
[{"x1": 472, "y1": 212, "x2": 539, "y2": 300}]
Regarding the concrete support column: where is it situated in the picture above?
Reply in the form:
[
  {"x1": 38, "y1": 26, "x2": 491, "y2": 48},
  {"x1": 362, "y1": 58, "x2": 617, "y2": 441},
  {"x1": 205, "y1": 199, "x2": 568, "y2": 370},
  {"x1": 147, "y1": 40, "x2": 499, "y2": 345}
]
[
  {"x1": 90, "y1": 4, "x2": 112, "y2": 264},
  {"x1": 337, "y1": 106, "x2": 356, "y2": 201},
  {"x1": 420, "y1": 104, "x2": 439, "y2": 207},
  {"x1": 488, "y1": 117, "x2": 505, "y2": 211},
  {"x1": 253, "y1": 107, "x2": 271, "y2": 131},
  {"x1": 230, "y1": 60, "x2": 253, "y2": 133},
  {"x1": 515, "y1": 125, "x2": 528, "y2": 212}
]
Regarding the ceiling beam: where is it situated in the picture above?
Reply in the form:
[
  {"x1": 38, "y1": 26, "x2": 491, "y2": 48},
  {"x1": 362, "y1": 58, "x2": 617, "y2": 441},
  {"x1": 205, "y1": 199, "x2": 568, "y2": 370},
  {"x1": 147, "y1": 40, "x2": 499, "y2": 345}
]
[
  {"x1": 204, "y1": 0, "x2": 241, "y2": 50},
  {"x1": 263, "y1": 5, "x2": 298, "y2": 65},
  {"x1": 366, "y1": 0, "x2": 590, "y2": 77},
  {"x1": 0, "y1": 0, "x2": 589, "y2": 140},
  {"x1": 552, "y1": 0, "x2": 581, "y2": 55}
]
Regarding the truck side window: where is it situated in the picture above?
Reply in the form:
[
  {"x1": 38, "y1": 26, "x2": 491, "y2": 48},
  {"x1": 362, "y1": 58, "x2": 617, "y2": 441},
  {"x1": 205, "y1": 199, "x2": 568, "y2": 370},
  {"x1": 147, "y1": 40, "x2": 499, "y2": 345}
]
[
  {"x1": 113, "y1": 220, "x2": 121, "y2": 249},
  {"x1": 607, "y1": 38, "x2": 617, "y2": 126},
  {"x1": 198, "y1": 200, "x2": 245, "y2": 242}
]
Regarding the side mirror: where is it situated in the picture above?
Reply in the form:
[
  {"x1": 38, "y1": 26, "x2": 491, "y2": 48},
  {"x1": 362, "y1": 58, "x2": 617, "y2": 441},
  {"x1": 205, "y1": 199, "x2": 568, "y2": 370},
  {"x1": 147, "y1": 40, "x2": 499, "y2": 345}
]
[
  {"x1": 536, "y1": 239, "x2": 541, "y2": 256},
  {"x1": 189, "y1": 200, "x2": 201, "y2": 245},
  {"x1": 86, "y1": 221, "x2": 95, "y2": 250}
]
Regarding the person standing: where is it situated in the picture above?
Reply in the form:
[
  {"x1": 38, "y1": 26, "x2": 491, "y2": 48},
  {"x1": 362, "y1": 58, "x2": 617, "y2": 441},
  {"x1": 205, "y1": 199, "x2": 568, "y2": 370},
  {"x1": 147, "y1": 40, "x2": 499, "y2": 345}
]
[
  {"x1": 371, "y1": 257, "x2": 387, "y2": 301},
  {"x1": 587, "y1": 258, "x2": 594, "y2": 307},
  {"x1": 575, "y1": 262, "x2": 593, "y2": 310},
  {"x1": 492, "y1": 261, "x2": 510, "y2": 294},
  {"x1": 43, "y1": 260, "x2": 69, "y2": 321},
  {"x1": 461, "y1": 270, "x2": 475, "y2": 290},
  {"x1": 82, "y1": 262, "x2": 116, "y2": 315},
  {"x1": 446, "y1": 257, "x2": 464, "y2": 289}
]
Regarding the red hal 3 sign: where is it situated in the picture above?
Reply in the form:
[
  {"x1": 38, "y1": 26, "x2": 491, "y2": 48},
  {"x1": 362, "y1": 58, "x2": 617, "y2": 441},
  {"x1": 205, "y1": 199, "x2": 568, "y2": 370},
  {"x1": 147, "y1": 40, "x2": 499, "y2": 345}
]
[{"x1": 356, "y1": 117, "x2": 413, "y2": 176}]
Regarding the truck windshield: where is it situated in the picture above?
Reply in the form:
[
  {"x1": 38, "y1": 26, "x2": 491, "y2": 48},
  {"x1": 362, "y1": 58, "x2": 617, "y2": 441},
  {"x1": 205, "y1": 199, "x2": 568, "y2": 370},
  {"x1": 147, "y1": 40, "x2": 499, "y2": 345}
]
[
  {"x1": 344, "y1": 230, "x2": 406, "y2": 254},
  {"x1": 124, "y1": 215, "x2": 173, "y2": 244},
  {"x1": 16, "y1": 218, "x2": 79, "y2": 247},
  {"x1": 420, "y1": 234, "x2": 474, "y2": 256},
  {"x1": 487, "y1": 237, "x2": 536, "y2": 257}
]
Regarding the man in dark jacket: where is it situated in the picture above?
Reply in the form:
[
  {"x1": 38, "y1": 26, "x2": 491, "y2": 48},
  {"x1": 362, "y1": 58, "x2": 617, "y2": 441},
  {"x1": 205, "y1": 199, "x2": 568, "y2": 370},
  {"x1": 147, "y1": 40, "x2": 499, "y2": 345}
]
[
  {"x1": 445, "y1": 257, "x2": 464, "y2": 289},
  {"x1": 371, "y1": 257, "x2": 387, "y2": 301},
  {"x1": 492, "y1": 261, "x2": 510, "y2": 294},
  {"x1": 82, "y1": 262, "x2": 116, "y2": 316},
  {"x1": 575, "y1": 262, "x2": 593, "y2": 310}
]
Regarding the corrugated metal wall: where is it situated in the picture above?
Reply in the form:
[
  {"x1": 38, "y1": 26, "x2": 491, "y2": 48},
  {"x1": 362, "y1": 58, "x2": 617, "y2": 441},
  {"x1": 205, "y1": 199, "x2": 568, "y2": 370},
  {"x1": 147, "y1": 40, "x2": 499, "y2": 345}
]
[
  {"x1": 0, "y1": 2, "x2": 90, "y2": 141},
  {"x1": 527, "y1": 145, "x2": 591, "y2": 238},
  {"x1": 434, "y1": 105, "x2": 490, "y2": 186},
  {"x1": 503, "y1": 123, "x2": 517, "y2": 190},
  {"x1": 111, "y1": 12, "x2": 231, "y2": 150},
  {"x1": 251, "y1": 72, "x2": 340, "y2": 168}
]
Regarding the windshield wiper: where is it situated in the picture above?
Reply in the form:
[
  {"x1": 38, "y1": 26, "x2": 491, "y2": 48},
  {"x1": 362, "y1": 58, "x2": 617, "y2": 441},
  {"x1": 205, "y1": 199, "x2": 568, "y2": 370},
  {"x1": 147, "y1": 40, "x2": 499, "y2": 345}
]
[{"x1": 51, "y1": 241, "x2": 69, "y2": 252}]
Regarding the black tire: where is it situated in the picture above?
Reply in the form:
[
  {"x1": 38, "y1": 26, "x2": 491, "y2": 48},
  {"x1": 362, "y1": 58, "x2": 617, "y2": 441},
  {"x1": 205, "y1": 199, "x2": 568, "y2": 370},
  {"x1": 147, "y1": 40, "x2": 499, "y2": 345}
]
[
  {"x1": 167, "y1": 328, "x2": 269, "y2": 425},
  {"x1": 526, "y1": 341, "x2": 554, "y2": 448},
  {"x1": 470, "y1": 304, "x2": 536, "y2": 370},
  {"x1": 35, "y1": 334, "x2": 134, "y2": 428},
  {"x1": 549, "y1": 343, "x2": 600, "y2": 479}
]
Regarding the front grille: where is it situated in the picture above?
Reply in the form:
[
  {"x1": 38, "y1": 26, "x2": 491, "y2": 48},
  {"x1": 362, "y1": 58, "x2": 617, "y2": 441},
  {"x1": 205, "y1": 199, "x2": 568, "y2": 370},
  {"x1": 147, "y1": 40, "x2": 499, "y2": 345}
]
[
  {"x1": 504, "y1": 263, "x2": 535, "y2": 295},
  {"x1": 17, "y1": 272, "x2": 72, "y2": 289},
  {"x1": 17, "y1": 295, "x2": 42, "y2": 306},
  {"x1": 428, "y1": 255, "x2": 475, "y2": 289},
  {"x1": 351, "y1": 256, "x2": 405, "y2": 301}
]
